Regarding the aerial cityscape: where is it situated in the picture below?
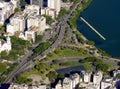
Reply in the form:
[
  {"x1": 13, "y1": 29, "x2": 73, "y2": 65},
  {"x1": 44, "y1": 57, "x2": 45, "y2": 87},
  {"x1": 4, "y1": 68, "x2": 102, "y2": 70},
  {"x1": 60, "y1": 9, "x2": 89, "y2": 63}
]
[{"x1": 0, "y1": 0, "x2": 120, "y2": 89}]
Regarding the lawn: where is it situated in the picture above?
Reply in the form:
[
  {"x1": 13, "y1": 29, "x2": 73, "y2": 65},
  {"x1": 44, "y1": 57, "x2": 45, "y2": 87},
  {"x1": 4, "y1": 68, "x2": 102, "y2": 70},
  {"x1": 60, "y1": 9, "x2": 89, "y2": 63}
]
[
  {"x1": 20, "y1": 70, "x2": 40, "y2": 78},
  {"x1": 46, "y1": 48, "x2": 90, "y2": 60},
  {"x1": 0, "y1": 63, "x2": 7, "y2": 73}
]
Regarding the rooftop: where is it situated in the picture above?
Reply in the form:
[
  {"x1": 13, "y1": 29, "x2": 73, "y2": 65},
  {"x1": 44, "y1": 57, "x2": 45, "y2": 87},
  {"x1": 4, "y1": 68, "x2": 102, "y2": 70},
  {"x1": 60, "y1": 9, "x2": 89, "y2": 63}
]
[{"x1": 30, "y1": 26, "x2": 38, "y2": 32}]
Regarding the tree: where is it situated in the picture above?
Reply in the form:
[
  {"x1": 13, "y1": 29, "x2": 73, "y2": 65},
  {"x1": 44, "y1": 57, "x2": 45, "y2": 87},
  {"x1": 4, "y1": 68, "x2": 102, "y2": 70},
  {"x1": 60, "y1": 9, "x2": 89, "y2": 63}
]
[
  {"x1": 43, "y1": 15, "x2": 55, "y2": 25},
  {"x1": 78, "y1": 48, "x2": 84, "y2": 53},
  {"x1": 82, "y1": 57, "x2": 103, "y2": 63},
  {"x1": 46, "y1": 71, "x2": 57, "y2": 83},
  {"x1": 115, "y1": 73, "x2": 120, "y2": 79},
  {"x1": 96, "y1": 63, "x2": 109, "y2": 72},
  {"x1": 0, "y1": 25, "x2": 5, "y2": 33},
  {"x1": 34, "y1": 42, "x2": 50, "y2": 55},
  {"x1": 20, "y1": 0, "x2": 26, "y2": 8},
  {"x1": 14, "y1": 8, "x2": 22, "y2": 13},
  {"x1": 0, "y1": 51, "x2": 8, "y2": 59},
  {"x1": 35, "y1": 63, "x2": 46, "y2": 74},
  {"x1": 86, "y1": 40, "x2": 95, "y2": 45},
  {"x1": 82, "y1": 63, "x2": 93, "y2": 72},
  {"x1": 35, "y1": 35, "x2": 43, "y2": 44},
  {"x1": 13, "y1": 76, "x2": 32, "y2": 85},
  {"x1": 58, "y1": 8, "x2": 67, "y2": 19},
  {"x1": 0, "y1": 63, "x2": 6, "y2": 73},
  {"x1": 57, "y1": 74, "x2": 65, "y2": 79}
]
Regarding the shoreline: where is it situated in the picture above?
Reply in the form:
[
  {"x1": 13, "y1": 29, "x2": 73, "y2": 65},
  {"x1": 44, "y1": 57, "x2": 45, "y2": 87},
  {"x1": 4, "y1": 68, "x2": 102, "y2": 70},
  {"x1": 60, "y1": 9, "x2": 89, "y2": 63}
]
[{"x1": 70, "y1": 0, "x2": 120, "y2": 60}]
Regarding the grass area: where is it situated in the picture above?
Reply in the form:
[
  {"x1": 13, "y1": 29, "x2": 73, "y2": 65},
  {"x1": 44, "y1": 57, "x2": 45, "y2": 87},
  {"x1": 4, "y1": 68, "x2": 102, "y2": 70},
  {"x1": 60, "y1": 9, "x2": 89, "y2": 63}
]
[
  {"x1": 62, "y1": 25, "x2": 71, "y2": 43},
  {"x1": 57, "y1": 7, "x2": 67, "y2": 19},
  {"x1": 44, "y1": 48, "x2": 90, "y2": 62},
  {"x1": 0, "y1": 63, "x2": 7, "y2": 73},
  {"x1": 20, "y1": 70, "x2": 40, "y2": 78},
  {"x1": 82, "y1": 63, "x2": 93, "y2": 72}
]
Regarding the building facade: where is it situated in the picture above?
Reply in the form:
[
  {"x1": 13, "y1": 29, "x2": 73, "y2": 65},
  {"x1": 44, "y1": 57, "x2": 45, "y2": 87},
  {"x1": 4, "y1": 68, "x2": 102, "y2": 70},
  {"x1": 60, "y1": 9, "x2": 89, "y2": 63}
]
[
  {"x1": 0, "y1": 36, "x2": 12, "y2": 53},
  {"x1": 0, "y1": 0, "x2": 19, "y2": 25}
]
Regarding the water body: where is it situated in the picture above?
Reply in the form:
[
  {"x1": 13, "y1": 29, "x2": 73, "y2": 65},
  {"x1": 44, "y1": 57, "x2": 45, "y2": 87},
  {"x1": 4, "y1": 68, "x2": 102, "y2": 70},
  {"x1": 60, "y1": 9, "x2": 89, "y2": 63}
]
[
  {"x1": 77, "y1": 0, "x2": 120, "y2": 58},
  {"x1": 57, "y1": 65, "x2": 85, "y2": 75}
]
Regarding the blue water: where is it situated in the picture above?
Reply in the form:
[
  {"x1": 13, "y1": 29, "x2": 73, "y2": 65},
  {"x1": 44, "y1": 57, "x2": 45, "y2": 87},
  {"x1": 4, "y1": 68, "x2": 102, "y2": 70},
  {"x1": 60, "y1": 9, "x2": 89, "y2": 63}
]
[
  {"x1": 57, "y1": 65, "x2": 85, "y2": 75},
  {"x1": 77, "y1": 0, "x2": 120, "y2": 58}
]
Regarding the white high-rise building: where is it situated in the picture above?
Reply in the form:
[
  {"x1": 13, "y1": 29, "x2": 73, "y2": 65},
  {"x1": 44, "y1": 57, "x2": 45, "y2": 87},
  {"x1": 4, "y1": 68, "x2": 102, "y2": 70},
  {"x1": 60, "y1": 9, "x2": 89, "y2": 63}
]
[
  {"x1": 48, "y1": 0, "x2": 55, "y2": 9},
  {"x1": 70, "y1": 73, "x2": 80, "y2": 88},
  {"x1": 27, "y1": 14, "x2": 46, "y2": 34},
  {"x1": 0, "y1": 0, "x2": 19, "y2": 25},
  {"x1": 81, "y1": 71, "x2": 90, "y2": 83},
  {"x1": 48, "y1": 0, "x2": 61, "y2": 15},
  {"x1": 6, "y1": 12, "x2": 26, "y2": 35},
  {"x1": 93, "y1": 71, "x2": 103, "y2": 84}
]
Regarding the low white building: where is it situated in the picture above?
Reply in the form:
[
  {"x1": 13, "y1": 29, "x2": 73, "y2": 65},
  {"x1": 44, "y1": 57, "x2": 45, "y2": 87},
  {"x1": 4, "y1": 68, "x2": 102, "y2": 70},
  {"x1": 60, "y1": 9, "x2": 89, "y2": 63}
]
[{"x1": 0, "y1": 36, "x2": 12, "y2": 53}]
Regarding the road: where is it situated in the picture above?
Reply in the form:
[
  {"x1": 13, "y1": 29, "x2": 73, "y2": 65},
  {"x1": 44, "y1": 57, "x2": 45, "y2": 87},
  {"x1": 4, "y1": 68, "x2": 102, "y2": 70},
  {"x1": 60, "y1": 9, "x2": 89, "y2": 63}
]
[
  {"x1": 45, "y1": 57, "x2": 84, "y2": 65},
  {"x1": 4, "y1": 0, "x2": 83, "y2": 83}
]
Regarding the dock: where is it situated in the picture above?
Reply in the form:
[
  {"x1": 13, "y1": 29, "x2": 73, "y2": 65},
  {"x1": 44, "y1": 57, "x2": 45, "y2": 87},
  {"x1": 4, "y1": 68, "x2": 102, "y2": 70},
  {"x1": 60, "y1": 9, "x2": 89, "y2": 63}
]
[{"x1": 80, "y1": 17, "x2": 106, "y2": 40}]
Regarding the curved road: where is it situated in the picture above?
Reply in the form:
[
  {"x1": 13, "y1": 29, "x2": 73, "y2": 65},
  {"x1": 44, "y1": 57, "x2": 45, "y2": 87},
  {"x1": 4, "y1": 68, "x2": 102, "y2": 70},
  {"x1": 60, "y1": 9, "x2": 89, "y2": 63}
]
[{"x1": 4, "y1": 0, "x2": 82, "y2": 84}]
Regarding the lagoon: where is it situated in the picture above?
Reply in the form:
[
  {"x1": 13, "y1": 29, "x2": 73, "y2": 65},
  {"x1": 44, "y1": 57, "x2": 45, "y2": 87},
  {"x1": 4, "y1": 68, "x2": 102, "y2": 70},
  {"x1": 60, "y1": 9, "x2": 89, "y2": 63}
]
[{"x1": 77, "y1": 0, "x2": 120, "y2": 58}]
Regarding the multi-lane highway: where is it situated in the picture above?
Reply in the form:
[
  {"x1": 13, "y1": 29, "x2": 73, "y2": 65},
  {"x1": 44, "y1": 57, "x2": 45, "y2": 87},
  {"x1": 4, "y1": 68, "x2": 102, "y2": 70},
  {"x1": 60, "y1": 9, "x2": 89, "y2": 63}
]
[{"x1": 4, "y1": 0, "x2": 82, "y2": 84}]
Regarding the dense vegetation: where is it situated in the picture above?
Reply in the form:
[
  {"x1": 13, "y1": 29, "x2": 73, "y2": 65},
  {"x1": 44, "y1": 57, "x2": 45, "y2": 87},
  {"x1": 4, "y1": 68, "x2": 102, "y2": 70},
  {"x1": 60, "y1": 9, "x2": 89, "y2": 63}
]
[
  {"x1": 0, "y1": 63, "x2": 7, "y2": 73},
  {"x1": 14, "y1": 8, "x2": 22, "y2": 13},
  {"x1": 0, "y1": 36, "x2": 30, "y2": 60},
  {"x1": 34, "y1": 35, "x2": 43, "y2": 44},
  {"x1": 0, "y1": 25, "x2": 5, "y2": 33},
  {"x1": 115, "y1": 74, "x2": 120, "y2": 79},
  {"x1": 33, "y1": 42, "x2": 50, "y2": 55},
  {"x1": 81, "y1": 56, "x2": 110, "y2": 73},
  {"x1": 43, "y1": 15, "x2": 55, "y2": 25},
  {"x1": 13, "y1": 76, "x2": 32, "y2": 85},
  {"x1": 73, "y1": 30, "x2": 85, "y2": 43},
  {"x1": 46, "y1": 71, "x2": 57, "y2": 83},
  {"x1": 81, "y1": 57, "x2": 103, "y2": 63},
  {"x1": 0, "y1": 63, "x2": 18, "y2": 83},
  {"x1": 68, "y1": 0, "x2": 93, "y2": 29},
  {"x1": 57, "y1": 8, "x2": 67, "y2": 19}
]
